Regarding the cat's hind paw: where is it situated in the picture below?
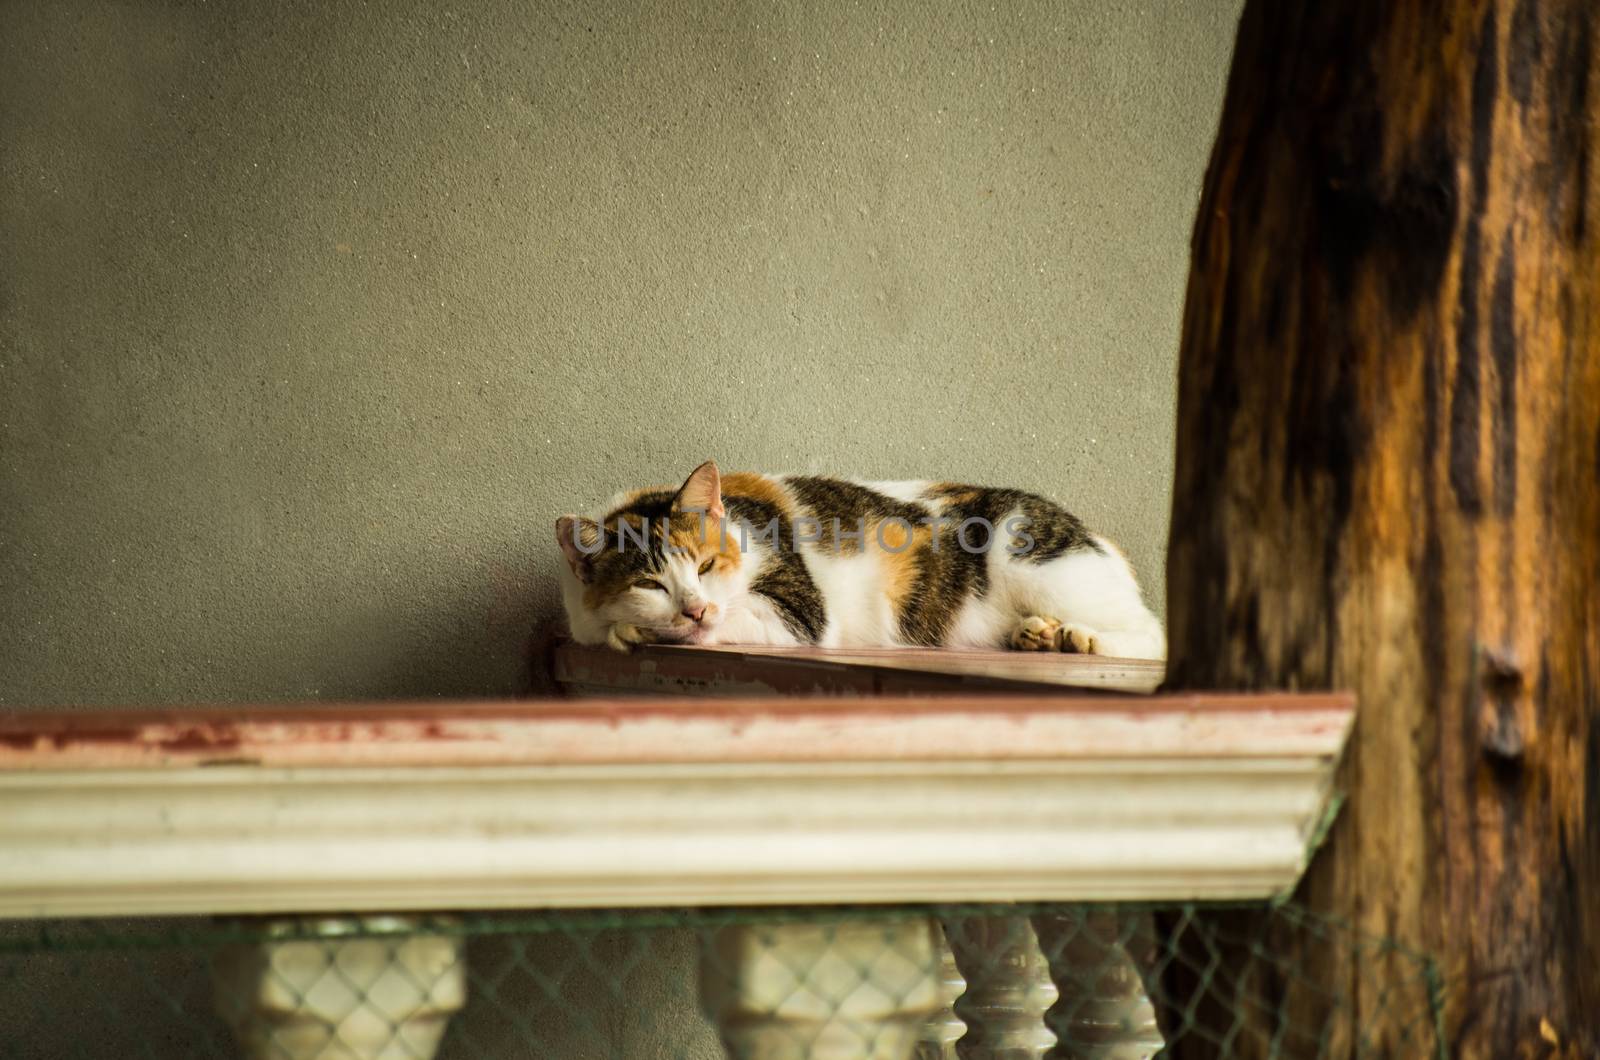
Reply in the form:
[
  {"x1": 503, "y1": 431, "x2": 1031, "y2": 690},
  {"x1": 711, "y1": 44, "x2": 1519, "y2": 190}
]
[
  {"x1": 1059, "y1": 624, "x2": 1099, "y2": 654},
  {"x1": 1009, "y1": 615, "x2": 1063, "y2": 652}
]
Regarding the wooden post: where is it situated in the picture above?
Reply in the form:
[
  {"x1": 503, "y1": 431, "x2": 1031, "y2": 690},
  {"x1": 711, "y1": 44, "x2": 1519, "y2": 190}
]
[{"x1": 1164, "y1": 1, "x2": 1600, "y2": 1056}]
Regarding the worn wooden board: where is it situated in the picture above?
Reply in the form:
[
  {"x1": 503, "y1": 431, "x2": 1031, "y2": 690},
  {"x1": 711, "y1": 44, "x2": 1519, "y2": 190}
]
[{"x1": 550, "y1": 640, "x2": 1166, "y2": 698}]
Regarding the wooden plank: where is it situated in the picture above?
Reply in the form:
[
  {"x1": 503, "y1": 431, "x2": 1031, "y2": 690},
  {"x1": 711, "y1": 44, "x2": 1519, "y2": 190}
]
[{"x1": 551, "y1": 640, "x2": 1166, "y2": 697}]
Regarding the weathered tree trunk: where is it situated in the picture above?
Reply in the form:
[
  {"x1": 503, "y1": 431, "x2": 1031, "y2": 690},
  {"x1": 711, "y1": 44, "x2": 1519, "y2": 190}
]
[{"x1": 1163, "y1": 2, "x2": 1599, "y2": 1057}]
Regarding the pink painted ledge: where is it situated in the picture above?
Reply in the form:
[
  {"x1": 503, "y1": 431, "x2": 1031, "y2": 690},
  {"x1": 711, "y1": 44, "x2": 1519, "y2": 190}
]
[
  {"x1": 0, "y1": 644, "x2": 1357, "y2": 912},
  {"x1": 0, "y1": 691, "x2": 1355, "y2": 772}
]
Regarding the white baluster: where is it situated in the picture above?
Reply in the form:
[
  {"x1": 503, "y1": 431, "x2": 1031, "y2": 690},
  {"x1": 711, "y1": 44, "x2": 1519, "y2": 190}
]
[
  {"x1": 1031, "y1": 910, "x2": 1163, "y2": 1060},
  {"x1": 941, "y1": 914, "x2": 1057, "y2": 1058},
  {"x1": 212, "y1": 915, "x2": 466, "y2": 1060},
  {"x1": 701, "y1": 916, "x2": 943, "y2": 1060},
  {"x1": 915, "y1": 925, "x2": 967, "y2": 1060}
]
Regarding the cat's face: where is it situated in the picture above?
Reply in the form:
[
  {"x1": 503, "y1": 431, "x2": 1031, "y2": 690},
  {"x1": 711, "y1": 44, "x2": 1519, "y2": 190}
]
[{"x1": 557, "y1": 461, "x2": 744, "y2": 645}]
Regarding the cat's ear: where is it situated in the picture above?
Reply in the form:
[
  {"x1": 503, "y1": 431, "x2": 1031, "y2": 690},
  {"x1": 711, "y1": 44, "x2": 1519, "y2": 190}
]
[
  {"x1": 672, "y1": 460, "x2": 724, "y2": 521},
  {"x1": 556, "y1": 515, "x2": 602, "y2": 583}
]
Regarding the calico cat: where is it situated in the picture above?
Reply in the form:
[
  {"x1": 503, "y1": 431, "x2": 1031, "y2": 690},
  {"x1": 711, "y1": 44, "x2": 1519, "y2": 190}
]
[{"x1": 556, "y1": 461, "x2": 1165, "y2": 659}]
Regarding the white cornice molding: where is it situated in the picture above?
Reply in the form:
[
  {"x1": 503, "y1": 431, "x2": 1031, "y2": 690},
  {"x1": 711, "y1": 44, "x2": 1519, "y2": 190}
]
[{"x1": 0, "y1": 694, "x2": 1352, "y2": 918}]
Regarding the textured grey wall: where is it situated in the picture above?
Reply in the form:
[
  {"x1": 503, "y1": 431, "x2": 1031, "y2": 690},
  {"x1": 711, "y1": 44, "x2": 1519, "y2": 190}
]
[
  {"x1": 0, "y1": 0, "x2": 1238, "y2": 1054},
  {"x1": 1, "y1": 0, "x2": 1238, "y2": 709}
]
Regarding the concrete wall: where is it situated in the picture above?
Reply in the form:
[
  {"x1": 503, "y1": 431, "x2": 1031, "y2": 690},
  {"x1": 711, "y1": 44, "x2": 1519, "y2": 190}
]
[
  {"x1": 1, "y1": 0, "x2": 1238, "y2": 1054},
  {"x1": 1, "y1": 0, "x2": 1238, "y2": 708}
]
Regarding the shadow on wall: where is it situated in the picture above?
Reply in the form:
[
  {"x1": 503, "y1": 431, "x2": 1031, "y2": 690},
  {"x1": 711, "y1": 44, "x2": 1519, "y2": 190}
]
[{"x1": 358, "y1": 566, "x2": 561, "y2": 703}]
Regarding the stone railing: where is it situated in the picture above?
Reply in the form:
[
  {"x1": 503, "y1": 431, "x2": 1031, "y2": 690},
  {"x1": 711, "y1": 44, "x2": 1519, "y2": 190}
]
[{"x1": 0, "y1": 657, "x2": 1352, "y2": 1058}]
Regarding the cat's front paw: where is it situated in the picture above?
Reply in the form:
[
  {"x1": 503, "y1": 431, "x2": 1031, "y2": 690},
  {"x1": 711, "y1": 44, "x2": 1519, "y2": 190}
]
[
  {"x1": 1009, "y1": 615, "x2": 1063, "y2": 652},
  {"x1": 605, "y1": 622, "x2": 649, "y2": 652}
]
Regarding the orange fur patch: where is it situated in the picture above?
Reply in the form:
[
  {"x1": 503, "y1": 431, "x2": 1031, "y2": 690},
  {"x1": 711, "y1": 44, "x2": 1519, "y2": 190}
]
[
  {"x1": 666, "y1": 511, "x2": 744, "y2": 570},
  {"x1": 930, "y1": 482, "x2": 981, "y2": 506},
  {"x1": 874, "y1": 519, "x2": 931, "y2": 612},
  {"x1": 722, "y1": 471, "x2": 795, "y2": 517}
]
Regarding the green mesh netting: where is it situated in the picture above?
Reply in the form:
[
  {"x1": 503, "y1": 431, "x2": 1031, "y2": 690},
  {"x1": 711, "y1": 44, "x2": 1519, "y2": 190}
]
[{"x1": 0, "y1": 902, "x2": 1443, "y2": 1059}]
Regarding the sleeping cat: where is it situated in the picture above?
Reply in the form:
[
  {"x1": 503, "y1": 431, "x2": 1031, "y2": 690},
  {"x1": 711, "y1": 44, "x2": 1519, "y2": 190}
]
[{"x1": 556, "y1": 461, "x2": 1165, "y2": 659}]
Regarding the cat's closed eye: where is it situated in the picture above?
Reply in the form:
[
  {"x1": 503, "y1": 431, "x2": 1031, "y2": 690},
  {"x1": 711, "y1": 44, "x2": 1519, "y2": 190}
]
[{"x1": 636, "y1": 578, "x2": 666, "y2": 592}]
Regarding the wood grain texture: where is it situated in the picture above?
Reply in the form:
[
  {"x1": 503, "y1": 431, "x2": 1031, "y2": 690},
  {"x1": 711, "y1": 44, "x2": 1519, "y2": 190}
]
[
  {"x1": 1164, "y1": 1, "x2": 1600, "y2": 1056},
  {"x1": 550, "y1": 640, "x2": 1167, "y2": 697}
]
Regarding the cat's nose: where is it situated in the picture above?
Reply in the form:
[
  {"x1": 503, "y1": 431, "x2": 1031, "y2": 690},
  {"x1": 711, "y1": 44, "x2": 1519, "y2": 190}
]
[{"x1": 682, "y1": 604, "x2": 707, "y2": 623}]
